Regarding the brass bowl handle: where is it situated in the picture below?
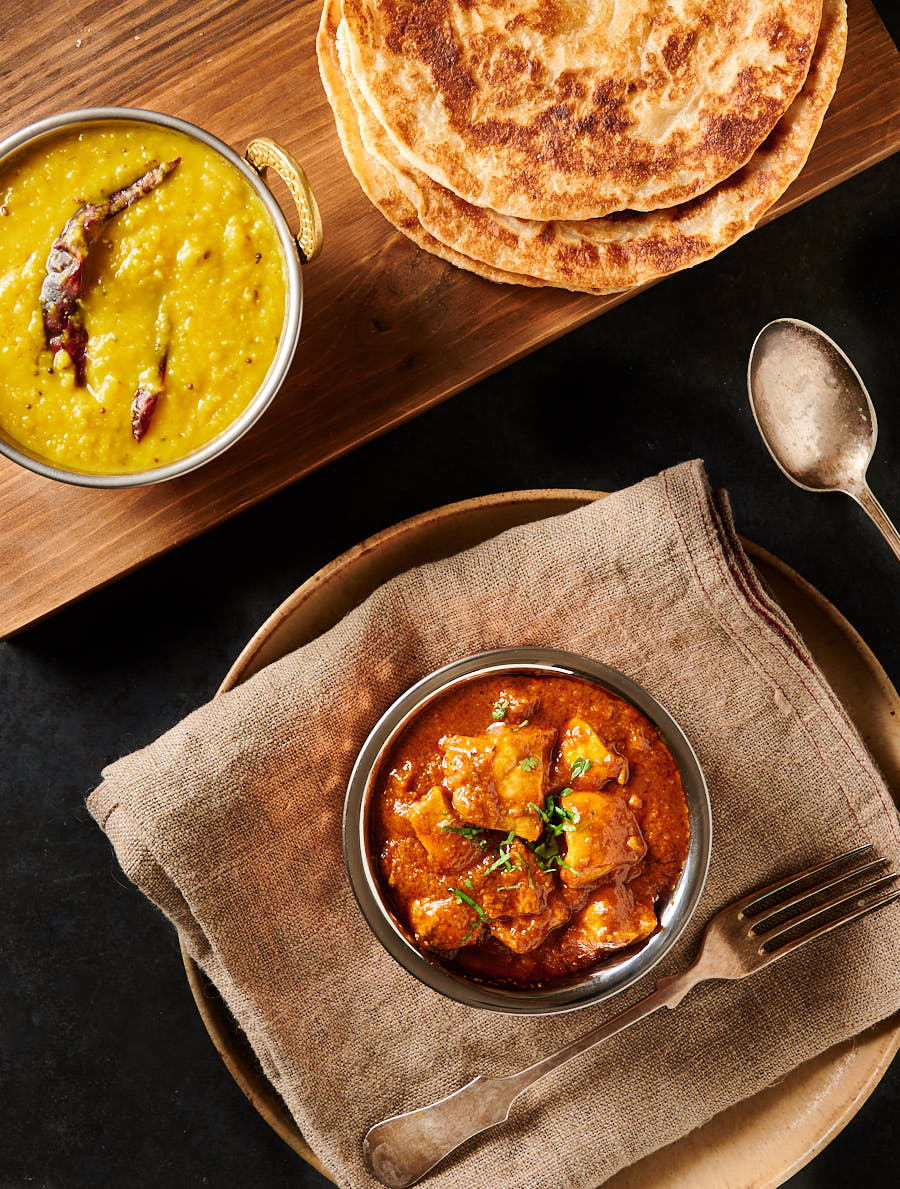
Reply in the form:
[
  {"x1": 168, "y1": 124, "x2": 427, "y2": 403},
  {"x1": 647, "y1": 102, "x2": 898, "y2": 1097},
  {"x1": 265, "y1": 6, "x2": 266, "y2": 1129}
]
[{"x1": 245, "y1": 137, "x2": 323, "y2": 264}]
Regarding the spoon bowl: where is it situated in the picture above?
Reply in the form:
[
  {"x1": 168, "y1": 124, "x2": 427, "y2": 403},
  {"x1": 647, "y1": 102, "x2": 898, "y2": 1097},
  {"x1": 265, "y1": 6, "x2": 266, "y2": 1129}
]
[{"x1": 748, "y1": 318, "x2": 900, "y2": 564}]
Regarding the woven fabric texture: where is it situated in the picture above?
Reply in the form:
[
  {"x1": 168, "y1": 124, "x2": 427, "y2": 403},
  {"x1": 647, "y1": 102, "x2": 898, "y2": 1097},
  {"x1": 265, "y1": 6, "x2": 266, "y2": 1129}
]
[{"x1": 88, "y1": 460, "x2": 900, "y2": 1189}]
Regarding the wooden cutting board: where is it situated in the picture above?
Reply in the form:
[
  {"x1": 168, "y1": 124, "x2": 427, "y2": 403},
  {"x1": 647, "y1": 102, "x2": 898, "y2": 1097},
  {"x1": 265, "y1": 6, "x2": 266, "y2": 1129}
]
[{"x1": 1, "y1": 0, "x2": 899, "y2": 639}]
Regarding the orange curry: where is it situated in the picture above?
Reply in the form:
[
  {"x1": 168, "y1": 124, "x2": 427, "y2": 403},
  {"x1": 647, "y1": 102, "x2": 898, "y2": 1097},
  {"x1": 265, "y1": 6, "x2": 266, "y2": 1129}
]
[{"x1": 373, "y1": 672, "x2": 690, "y2": 987}]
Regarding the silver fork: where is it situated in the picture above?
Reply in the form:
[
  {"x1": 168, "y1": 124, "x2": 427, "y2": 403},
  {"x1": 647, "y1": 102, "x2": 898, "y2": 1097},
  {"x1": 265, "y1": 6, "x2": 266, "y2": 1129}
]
[{"x1": 364, "y1": 845, "x2": 899, "y2": 1188}]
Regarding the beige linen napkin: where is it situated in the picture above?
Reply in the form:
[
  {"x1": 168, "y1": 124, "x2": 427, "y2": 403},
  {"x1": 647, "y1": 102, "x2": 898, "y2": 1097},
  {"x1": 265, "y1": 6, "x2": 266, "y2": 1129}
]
[{"x1": 88, "y1": 460, "x2": 900, "y2": 1189}]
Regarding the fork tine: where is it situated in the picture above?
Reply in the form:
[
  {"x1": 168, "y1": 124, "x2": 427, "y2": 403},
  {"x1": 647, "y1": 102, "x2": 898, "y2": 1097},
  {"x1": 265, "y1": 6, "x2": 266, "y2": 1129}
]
[
  {"x1": 736, "y1": 845, "x2": 875, "y2": 916},
  {"x1": 757, "y1": 871, "x2": 898, "y2": 948},
  {"x1": 760, "y1": 885, "x2": 900, "y2": 965},
  {"x1": 749, "y1": 857, "x2": 889, "y2": 932}
]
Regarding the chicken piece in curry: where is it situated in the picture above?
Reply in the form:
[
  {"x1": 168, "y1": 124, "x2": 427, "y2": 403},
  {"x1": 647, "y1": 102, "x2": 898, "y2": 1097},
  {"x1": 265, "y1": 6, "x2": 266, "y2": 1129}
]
[
  {"x1": 373, "y1": 673, "x2": 690, "y2": 986},
  {"x1": 441, "y1": 721, "x2": 555, "y2": 841}
]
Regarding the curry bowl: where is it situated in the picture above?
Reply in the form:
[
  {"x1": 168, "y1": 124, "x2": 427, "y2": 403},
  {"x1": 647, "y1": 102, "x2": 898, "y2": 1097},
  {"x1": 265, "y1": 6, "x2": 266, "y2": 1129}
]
[
  {"x1": 0, "y1": 106, "x2": 322, "y2": 487},
  {"x1": 344, "y1": 647, "x2": 712, "y2": 1015}
]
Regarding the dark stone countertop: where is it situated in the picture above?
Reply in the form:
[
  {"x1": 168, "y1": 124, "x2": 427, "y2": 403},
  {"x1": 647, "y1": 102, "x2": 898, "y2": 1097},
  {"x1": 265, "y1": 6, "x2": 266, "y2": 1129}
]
[{"x1": 2, "y1": 33, "x2": 899, "y2": 1189}]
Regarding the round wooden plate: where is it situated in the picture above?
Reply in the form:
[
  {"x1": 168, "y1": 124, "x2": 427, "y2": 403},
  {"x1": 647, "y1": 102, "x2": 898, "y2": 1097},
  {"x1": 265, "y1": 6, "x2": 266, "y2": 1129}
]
[{"x1": 180, "y1": 489, "x2": 900, "y2": 1187}]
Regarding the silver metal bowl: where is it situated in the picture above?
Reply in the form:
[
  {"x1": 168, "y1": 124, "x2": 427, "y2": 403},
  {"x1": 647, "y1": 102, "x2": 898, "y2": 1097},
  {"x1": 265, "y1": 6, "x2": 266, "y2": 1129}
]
[
  {"x1": 0, "y1": 106, "x2": 322, "y2": 488},
  {"x1": 344, "y1": 647, "x2": 712, "y2": 1015}
]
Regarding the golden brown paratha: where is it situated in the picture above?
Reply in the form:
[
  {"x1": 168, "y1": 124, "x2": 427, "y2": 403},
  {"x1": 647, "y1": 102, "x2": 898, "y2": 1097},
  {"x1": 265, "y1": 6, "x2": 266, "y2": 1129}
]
[
  {"x1": 340, "y1": 0, "x2": 823, "y2": 221},
  {"x1": 317, "y1": 0, "x2": 599, "y2": 292},
  {"x1": 335, "y1": 0, "x2": 845, "y2": 295}
]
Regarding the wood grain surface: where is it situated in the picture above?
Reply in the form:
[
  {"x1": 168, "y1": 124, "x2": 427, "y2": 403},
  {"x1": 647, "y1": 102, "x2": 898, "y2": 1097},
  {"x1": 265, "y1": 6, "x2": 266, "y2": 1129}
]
[{"x1": 1, "y1": 0, "x2": 899, "y2": 638}]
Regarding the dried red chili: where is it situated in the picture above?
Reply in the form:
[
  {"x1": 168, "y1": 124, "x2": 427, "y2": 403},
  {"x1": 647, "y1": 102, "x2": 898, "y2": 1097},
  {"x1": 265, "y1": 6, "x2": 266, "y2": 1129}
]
[
  {"x1": 40, "y1": 158, "x2": 180, "y2": 385},
  {"x1": 130, "y1": 351, "x2": 168, "y2": 443}
]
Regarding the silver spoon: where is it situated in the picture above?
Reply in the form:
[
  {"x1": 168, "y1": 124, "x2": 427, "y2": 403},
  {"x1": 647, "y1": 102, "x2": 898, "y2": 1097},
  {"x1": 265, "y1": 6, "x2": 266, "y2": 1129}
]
[{"x1": 747, "y1": 317, "x2": 900, "y2": 564}]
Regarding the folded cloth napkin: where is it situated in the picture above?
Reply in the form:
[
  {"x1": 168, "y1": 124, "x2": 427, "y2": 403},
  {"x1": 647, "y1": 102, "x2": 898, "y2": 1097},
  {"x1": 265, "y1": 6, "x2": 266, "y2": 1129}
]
[{"x1": 88, "y1": 459, "x2": 900, "y2": 1189}]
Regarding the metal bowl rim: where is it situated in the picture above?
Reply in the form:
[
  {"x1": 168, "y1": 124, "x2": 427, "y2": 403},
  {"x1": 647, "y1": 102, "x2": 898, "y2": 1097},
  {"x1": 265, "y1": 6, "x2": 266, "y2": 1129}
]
[
  {"x1": 343, "y1": 647, "x2": 712, "y2": 1016},
  {"x1": 0, "y1": 106, "x2": 302, "y2": 488}
]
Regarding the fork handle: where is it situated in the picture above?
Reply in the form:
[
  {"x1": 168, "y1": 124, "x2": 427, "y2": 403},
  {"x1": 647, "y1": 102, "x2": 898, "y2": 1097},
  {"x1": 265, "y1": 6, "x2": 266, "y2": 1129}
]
[
  {"x1": 363, "y1": 1074, "x2": 519, "y2": 1189},
  {"x1": 504, "y1": 968, "x2": 697, "y2": 1091},
  {"x1": 363, "y1": 970, "x2": 699, "y2": 1188}
]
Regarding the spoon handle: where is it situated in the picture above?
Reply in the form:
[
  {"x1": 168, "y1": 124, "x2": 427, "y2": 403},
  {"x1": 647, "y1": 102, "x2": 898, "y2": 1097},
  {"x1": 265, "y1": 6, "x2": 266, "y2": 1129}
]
[{"x1": 854, "y1": 485, "x2": 900, "y2": 565}]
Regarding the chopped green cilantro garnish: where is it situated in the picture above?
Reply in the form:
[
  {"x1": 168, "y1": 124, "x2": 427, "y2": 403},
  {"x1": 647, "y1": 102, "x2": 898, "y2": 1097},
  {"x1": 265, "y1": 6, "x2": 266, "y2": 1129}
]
[
  {"x1": 526, "y1": 842, "x2": 563, "y2": 873},
  {"x1": 570, "y1": 757, "x2": 592, "y2": 779},
  {"x1": 449, "y1": 886, "x2": 489, "y2": 922},
  {"x1": 440, "y1": 822, "x2": 485, "y2": 842},
  {"x1": 523, "y1": 793, "x2": 582, "y2": 872},
  {"x1": 492, "y1": 697, "x2": 510, "y2": 721},
  {"x1": 519, "y1": 756, "x2": 538, "y2": 772},
  {"x1": 557, "y1": 803, "x2": 579, "y2": 830},
  {"x1": 529, "y1": 795, "x2": 573, "y2": 835},
  {"x1": 486, "y1": 830, "x2": 518, "y2": 874}
]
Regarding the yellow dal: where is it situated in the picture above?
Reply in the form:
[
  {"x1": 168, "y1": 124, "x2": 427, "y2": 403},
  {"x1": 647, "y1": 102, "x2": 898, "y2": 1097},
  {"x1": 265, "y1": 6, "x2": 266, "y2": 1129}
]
[{"x1": 0, "y1": 121, "x2": 287, "y2": 474}]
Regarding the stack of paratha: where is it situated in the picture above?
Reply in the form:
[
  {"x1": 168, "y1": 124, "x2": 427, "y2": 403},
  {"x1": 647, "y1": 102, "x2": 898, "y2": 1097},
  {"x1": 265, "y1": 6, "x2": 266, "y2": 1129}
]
[{"x1": 317, "y1": 0, "x2": 847, "y2": 294}]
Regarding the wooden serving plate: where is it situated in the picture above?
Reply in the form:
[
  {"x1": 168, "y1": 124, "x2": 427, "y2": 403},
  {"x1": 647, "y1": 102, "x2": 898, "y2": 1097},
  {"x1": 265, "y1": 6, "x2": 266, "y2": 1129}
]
[
  {"x1": 182, "y1": 489, "x2": 900, "y2": 1188},
  {"x1": 1, "y1": 0, "x2": 900, "y2": 638}
]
